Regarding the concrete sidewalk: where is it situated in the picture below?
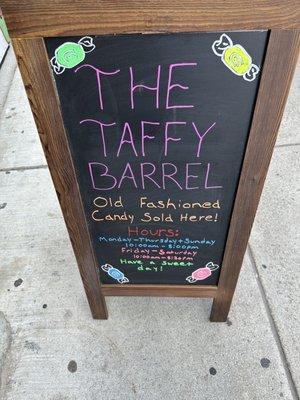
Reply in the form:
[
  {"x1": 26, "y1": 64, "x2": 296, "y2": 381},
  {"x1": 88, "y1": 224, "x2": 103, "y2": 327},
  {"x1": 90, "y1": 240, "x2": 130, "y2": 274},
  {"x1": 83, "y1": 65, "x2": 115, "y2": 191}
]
[{"x1": 0, "y1": 49, "x2": 299, "y2": 400}]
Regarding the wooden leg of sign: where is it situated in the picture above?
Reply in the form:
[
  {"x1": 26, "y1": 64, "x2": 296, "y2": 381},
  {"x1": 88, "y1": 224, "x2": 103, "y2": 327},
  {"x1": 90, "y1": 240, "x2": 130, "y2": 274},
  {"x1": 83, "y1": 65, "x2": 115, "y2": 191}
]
[
  {"x1": 12, "y1": 37, "x2": 108, "y2": 319},
  {"x1": 210, "y1": 29, "x2": 300, "y2": 322}
]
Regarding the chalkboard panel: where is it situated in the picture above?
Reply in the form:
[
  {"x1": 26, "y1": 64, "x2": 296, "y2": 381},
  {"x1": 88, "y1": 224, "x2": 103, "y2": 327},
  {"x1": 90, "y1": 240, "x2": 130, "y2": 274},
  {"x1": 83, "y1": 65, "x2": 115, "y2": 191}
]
[{"x1": 46, "y1": 31, "x2": 267, "y2": 285}]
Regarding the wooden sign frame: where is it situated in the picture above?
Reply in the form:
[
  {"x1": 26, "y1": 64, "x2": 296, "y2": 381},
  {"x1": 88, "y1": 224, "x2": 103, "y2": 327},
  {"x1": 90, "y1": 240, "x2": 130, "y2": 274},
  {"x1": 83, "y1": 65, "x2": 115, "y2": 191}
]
[{"x1": 2, "y1": 1, "x2": 299, "y2": 321}]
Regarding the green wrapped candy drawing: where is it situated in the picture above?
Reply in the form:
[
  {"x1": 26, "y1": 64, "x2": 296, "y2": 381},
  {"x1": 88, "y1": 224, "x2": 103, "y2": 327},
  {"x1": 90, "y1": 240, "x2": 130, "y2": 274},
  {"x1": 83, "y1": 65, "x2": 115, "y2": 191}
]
[
  {"x1": 50, "y1": 36, "x2": 95, "y2": 75},
  {"x1": 212, "y1": 33, "x2": 260, "y2": 82},
  {"x1": 0, "y1": 16, "x2": 10, "y2": 44},
  {"x1": 101, "y1": 264, "x2": 129, "y2": 284}
]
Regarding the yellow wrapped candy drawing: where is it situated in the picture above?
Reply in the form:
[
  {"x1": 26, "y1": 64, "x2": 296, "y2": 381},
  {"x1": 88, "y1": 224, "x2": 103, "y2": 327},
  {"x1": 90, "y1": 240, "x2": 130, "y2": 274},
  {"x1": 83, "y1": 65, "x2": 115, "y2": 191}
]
[{"x1": 212, "y1": 34, "x2": 260, "y2": 82}]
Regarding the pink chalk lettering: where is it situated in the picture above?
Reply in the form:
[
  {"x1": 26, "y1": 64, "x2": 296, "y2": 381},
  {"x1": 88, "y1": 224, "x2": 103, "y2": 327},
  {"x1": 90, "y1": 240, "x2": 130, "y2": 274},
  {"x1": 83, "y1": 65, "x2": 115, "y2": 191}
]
[
  {"x1": 192, "y1": 122, "x2": 217, "y2": 157},
  {"x1": 141, "y1": 121, "x2": 160, "y2": 156},
  {"x1": 117, "y1": 122, "x2": 138, "y2": 157},
  {"x1": 185, "y1": 163, "x2": 202, "y2": 190},
  {"x1": 140, "y1": 163, "x2": 161, "y2": 189},
  {"x1": 166, "y1": 63, "x2": 197, "y2": 109},
  {"x1": 88, "y1": 162, "x2": 117, "y2": 190},
  {"x1": 204, "y1": 163, "x2": 223, "y2": 189},
  {"x1": 118, "y1": 163, "x2": 138, "y2": 188},
  {"x1": 164, "y1": 122, "x2": 185, "y2": 156},
  {"x1": 130, "y1": 65, "x2": 161, "y2": 109},
  {"x1": 75, "y1": 64, "x2": 120, "y2": 110},
  {"x1": 80, "y1": 119, "x2": 116, "y2": 157},
  {"x1": 162, "y1": 163, "x2": 183, "y2": 190}
]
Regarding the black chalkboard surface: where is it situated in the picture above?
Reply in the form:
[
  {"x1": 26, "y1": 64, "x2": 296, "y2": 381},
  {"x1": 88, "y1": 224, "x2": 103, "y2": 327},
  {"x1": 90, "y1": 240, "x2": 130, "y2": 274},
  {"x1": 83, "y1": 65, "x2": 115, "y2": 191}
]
[{"x1": 46, "y1": 31, "x2": 267, "y2": 285}]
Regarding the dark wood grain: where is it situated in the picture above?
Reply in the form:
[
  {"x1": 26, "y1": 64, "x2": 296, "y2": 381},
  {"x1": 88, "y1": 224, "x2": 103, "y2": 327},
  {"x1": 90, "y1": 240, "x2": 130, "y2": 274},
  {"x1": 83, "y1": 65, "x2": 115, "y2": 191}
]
[
  {"x1": 210, "y1": 29, "x2": 300, "y2": 322},
  {"x1": 102, "y1": 284, "x2": 218, "y2": 297},
  {"x1": 1, "y1": 1, "x2": 299, "y2": 38},
  {"x1": 12, "y1": 37, "x2": 108, "y2": 319}
]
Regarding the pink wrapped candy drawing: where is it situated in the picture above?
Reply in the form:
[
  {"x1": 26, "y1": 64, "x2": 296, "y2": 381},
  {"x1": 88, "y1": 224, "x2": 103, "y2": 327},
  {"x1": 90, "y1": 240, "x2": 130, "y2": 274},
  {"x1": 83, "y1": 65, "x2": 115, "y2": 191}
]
[{"x1": 186, "y1": 262, "x2": 219, "y2": 283}]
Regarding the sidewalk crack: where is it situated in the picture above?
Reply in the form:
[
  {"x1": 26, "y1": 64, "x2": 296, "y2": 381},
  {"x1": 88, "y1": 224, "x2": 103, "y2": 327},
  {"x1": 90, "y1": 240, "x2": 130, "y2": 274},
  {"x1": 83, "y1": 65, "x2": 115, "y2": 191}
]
[
  {"x1": 275, "y1": 143, "x2": 300, "y2": 148},
  {"x1": 0, "y1": 311, "x2": 12, "y2": 400},
  {"x1": 248, "y1": 245, "x2": 299, "y2": 400},
  {"x1": 0, "y1": 165, "x2": 48, "y2": 172}
]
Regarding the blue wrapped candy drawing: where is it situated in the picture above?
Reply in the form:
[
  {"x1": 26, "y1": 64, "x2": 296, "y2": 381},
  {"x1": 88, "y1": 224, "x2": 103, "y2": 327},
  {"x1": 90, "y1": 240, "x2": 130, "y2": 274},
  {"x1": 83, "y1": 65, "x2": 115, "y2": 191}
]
[
  {"x1": 101, "y1": 264, "x2": 129, "y2": 284},
  {"x1": 50, "y1": 36, "x2": 95, "y2": 75}
]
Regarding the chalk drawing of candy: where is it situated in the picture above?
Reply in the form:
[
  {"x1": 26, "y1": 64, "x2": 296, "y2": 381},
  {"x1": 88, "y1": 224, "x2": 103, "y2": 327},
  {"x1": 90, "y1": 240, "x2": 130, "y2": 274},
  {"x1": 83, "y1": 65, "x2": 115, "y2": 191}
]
[
  {"x1": 50, "y1": 36, "x2": 95, "y2": 75},
  {"x1": 186, "y1": 262, "x2": 219, "y2": 283},
  {"x1": 212, "y1": 33, "x2": 260, "y2": 82},
  {"x1": 101, "y1": 264, "x2": 129, "y2": 284}
]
